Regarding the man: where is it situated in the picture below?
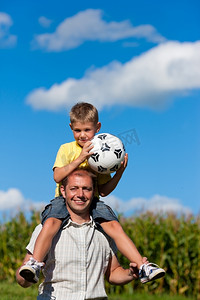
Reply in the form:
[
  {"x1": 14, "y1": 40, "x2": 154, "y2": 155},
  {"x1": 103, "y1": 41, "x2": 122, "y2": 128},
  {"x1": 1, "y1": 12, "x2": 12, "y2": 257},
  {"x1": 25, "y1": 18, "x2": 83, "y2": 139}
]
[{"x1": 16, "y1": 169, "x2": 146, "y2": 300}]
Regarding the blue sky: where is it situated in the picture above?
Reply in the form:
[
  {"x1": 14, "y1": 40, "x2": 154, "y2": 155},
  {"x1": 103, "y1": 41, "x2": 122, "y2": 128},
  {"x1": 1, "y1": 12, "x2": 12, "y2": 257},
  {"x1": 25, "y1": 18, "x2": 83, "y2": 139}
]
[{"x1": 0, "y1": 0, "x2": 199, "y2": 220}]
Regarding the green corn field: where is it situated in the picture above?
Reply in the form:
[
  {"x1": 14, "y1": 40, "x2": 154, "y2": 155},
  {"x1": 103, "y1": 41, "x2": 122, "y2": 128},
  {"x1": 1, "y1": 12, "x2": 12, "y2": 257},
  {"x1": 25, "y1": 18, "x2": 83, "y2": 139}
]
[{"x1": 0, "y1": 211, "x2": 199, "y2": 299}]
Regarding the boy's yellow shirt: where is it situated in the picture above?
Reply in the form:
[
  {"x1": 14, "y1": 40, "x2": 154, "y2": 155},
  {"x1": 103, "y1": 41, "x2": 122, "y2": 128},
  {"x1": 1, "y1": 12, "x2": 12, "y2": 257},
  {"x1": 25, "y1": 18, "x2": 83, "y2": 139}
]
[{"x1": 53, "y1": 141, "x2": 111, "y2": 197}]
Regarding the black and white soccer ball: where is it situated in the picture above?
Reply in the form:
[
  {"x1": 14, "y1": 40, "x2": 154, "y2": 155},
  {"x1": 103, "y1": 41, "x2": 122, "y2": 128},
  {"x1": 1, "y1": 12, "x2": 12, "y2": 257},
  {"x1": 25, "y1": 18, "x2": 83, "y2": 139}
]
[{"x1": 88, "y1": 133, "x2": 126, "y2": 174}]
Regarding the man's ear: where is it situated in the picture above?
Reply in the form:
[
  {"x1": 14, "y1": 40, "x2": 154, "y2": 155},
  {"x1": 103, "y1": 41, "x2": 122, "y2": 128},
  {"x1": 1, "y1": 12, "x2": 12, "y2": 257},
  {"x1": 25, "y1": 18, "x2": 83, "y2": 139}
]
[
  {"x1": 96, "y1": 122, "x2": 101, "y2": 133},
  {"x1": 60, "y1": 185, "x2": 66, "y2": 198}
]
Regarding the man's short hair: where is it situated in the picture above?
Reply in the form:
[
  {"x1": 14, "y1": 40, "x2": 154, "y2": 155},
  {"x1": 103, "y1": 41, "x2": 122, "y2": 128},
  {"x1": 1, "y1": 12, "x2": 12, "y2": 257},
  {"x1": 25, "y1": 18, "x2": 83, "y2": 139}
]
[
  {"x1": 61, "y1": 169, "x2": 97, "y2": 189},
  {"x1": 70, "y1": 102, "x2": 99, "y2": 125}
]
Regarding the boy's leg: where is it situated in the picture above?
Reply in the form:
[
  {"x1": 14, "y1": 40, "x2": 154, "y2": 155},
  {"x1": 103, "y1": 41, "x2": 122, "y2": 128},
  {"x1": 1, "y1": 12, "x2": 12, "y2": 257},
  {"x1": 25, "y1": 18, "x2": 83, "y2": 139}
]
[
  {"x1": 37, "y1": 195, "x2": 70, "y2": 261},
  {"x1": 19, "y1": 218, "x2": 62, "y2": 283},
  {"x1": 92, "y1": 200, "x2": 165, "y2": 283},
  {"x1": 100, "y1": 219, "x2": 143, "y2": 268},
  {"x1": 100, "y1": 219, "x2": 165, "y2": 284},
  {"x1": 32, "y1": 217, "x2": 62, "y2": 262},
  {"x1": 19, "y1": 196, "x2": 70, "y2": 283},
  {"x1": 91, "y1": 200, "x2": 143, "y2": 266}
]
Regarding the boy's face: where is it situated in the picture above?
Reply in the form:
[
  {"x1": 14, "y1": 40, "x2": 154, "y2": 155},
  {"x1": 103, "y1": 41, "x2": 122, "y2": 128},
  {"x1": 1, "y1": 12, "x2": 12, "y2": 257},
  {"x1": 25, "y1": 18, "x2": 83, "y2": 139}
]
[{"x1": 70, "y1": 121, "x2": 101, "y2": 147}]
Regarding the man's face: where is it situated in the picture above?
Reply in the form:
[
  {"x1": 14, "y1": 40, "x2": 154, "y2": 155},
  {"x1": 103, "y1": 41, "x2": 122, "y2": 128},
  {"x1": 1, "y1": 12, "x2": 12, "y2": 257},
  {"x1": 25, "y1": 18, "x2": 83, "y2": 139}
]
[{"x1": 61, "y1": 172, "x2": 94, "y2": 217}]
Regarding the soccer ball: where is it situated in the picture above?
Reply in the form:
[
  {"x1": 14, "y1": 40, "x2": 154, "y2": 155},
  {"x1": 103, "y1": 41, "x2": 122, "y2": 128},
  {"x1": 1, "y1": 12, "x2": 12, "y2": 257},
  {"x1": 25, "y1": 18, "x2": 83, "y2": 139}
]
[{"x1": 88, "y1": 133, "x2": 126, "y2": 174}]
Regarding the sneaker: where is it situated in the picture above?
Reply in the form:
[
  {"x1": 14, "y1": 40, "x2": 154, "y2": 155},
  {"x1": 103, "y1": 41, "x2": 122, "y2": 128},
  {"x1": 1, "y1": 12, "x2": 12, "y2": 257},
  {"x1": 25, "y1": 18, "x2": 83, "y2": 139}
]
[
  {"x1": 19, "y1": 257, "x2": 44, "y2": 283},
  {"x1": 139, "y1": 263, "x2": 165, "y2": 284}
]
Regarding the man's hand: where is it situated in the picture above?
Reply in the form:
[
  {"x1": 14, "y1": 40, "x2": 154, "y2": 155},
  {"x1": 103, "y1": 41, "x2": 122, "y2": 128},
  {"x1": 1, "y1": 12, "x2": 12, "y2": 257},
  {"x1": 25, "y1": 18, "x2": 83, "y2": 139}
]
[
  {"x1": 129, "y1": 257, "x2": 149, "y2": 279},
  {"x1": 128, "y1": 262, "x2": 139, "y2": 278}
]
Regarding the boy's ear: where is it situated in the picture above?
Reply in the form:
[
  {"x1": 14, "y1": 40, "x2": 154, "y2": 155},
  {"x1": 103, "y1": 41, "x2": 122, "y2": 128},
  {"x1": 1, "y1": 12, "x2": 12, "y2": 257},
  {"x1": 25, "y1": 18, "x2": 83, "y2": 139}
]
[
  {"x1": 96, "y1": 122, "x2": 101, "y2": 133},
  {"x1": 69, "y1": 123, "x2": 73, "y2": 130}
]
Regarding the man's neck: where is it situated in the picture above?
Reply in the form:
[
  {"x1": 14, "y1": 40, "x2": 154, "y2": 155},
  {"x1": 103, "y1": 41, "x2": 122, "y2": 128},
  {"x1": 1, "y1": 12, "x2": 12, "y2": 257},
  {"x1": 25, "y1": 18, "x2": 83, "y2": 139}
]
[{"x1": 68, "y1": 210, "x2": 91, "y2": 224}]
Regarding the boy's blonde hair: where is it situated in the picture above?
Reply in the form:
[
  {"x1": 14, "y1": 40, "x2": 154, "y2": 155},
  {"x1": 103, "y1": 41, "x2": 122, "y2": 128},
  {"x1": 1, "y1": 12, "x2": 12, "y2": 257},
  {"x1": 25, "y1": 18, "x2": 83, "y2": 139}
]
[{"x1": 70, "y1": 102, "x2": 99, "y2": 125}]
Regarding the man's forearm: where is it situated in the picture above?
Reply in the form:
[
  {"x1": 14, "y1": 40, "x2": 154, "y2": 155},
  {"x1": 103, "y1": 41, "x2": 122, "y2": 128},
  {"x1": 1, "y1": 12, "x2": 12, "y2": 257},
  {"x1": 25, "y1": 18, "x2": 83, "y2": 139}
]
[{"x1": 107, "y1": 266, "x2": 135, "y2": 285}]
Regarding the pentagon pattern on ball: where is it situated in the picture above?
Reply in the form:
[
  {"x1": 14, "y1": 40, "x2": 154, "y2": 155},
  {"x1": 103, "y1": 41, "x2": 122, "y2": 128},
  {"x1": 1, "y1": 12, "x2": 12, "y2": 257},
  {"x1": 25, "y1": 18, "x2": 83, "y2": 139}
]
[
  {"x1": 101, "y1": 143, "x2": 110, "y2": 152},
  {"x1": 110, "y1": 164, "x2": 120, "y2": 172},
  {"x1": 114, "y1": 149, "x2": 123, "y2": 159},
  {"x1": 98, "y1": 166, "x2": 107, "y2": 173},
  {"x1": 97, "y1": 134, "x2": 107, "y2": 140},
  {"x1": 90, "y1": 153, "x2": 100, "y2": 162}
]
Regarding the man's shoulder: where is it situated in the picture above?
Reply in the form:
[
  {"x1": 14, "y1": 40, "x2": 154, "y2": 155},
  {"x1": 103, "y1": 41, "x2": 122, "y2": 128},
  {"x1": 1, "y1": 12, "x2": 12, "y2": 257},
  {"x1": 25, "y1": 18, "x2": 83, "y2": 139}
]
[
  {"x1": 26, "y1": 224, "x2": 42, "y2": 253},
  {"x1": 95, "y1": 223, "x2": 118, "y2": 254},
  {"x1": 32, "y1": 224, "x2": 43, "y2": 238},
  {"x1": 95, "y1": 223, "x2": 110, "y2": 240}
]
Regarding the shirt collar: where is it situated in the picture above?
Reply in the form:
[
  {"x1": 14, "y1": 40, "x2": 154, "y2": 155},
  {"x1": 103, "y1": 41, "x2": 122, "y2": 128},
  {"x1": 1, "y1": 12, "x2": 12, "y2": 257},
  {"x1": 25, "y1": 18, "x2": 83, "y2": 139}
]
[{"x1": 63, "y1": 216, "x2": 96, "y2": 229}]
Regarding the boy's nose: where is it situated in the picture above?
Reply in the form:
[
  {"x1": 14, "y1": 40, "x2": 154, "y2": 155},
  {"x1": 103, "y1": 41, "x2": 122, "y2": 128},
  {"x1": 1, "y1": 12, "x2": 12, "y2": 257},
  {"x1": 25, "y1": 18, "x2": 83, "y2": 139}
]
[{"x1": 80, "y1": 131, "x2": 86, "y2": 137}]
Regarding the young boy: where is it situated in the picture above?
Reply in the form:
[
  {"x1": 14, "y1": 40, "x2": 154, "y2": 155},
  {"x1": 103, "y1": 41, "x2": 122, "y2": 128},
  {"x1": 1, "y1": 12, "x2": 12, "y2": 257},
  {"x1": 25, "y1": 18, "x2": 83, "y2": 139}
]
[{"x1": 19, "y1": 102, "x2": 165, "y2": 284}]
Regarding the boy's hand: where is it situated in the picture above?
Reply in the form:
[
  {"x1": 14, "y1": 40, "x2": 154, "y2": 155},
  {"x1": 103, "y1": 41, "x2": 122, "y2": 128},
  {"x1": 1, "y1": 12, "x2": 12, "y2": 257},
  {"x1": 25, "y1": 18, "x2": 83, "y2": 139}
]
[
  {"x1": 79, "y1": 141, "x2": 94, "y2": 162},
  {"x1": 116, "y1": 153, "x2": 128, "y2": 174}
]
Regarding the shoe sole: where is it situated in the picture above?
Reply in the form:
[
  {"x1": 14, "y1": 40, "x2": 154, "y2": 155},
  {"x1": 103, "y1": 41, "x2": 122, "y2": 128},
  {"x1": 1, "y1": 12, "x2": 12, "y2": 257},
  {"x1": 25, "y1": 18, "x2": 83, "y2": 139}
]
[
  {"x1": 19, "y1": 266, "x2": 38, "y2": 283},
  {"x1": 141, "y1": 269, "x2": 165, "y2": 284},
  {"x1": 149, "y1": 269, "x2": 165, "y2": 281}
]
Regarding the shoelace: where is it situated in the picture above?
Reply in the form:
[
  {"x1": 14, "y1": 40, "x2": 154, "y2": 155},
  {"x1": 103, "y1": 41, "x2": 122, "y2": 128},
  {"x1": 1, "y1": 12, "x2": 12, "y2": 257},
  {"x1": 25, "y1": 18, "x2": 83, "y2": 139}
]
[
  {"x1": 141, "y1": 263, "x2": 158, "y2": 276},
  {"x1": 27, "y1": 257, "x2": 44, "y2": 268}
]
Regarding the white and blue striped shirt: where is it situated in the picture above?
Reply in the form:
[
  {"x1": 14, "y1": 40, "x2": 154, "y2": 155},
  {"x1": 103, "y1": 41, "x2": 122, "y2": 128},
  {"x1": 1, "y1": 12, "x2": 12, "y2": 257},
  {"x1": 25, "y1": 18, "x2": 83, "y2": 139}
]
[{"x1": 26, "y1": 218, "x2": 117, "y2": 300}]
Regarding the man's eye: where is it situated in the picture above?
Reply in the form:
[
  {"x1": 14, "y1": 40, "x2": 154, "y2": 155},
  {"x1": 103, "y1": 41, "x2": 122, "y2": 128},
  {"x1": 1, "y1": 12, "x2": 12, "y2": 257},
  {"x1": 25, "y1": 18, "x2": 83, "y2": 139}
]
[{"x1": 83, "y1": 187, "x2": 92, "y2": 191}]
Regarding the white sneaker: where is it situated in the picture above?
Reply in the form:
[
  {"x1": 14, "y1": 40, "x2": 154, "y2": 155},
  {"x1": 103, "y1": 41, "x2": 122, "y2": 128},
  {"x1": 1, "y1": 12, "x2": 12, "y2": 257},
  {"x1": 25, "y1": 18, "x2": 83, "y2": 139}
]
[
  {"x1": 139, "y1": 263, "x2": 165, "y2": 284},
  {"x1": 19, "y1": 257, "x2": 44, "y2": 283}
]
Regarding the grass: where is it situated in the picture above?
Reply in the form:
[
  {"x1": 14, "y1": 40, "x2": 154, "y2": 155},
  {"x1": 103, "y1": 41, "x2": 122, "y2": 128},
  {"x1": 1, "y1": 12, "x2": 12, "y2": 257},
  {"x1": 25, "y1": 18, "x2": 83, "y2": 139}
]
[
  {"x1": 0, "y1": 281, "x2": 38, "y2": 300},
  {"x1": 1, "y1": 212, "x2": 199, "y2": 298},
  {"x1": 0, "y1": 281, "x2": 195, "y2": 300},
  {"x1": 109, "y1": 294, "x2": 195, "y2": 300}
]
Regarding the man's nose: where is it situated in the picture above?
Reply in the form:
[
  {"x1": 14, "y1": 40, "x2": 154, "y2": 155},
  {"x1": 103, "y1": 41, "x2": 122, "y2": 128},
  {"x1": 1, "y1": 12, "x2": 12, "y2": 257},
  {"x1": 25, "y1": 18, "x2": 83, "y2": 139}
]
[{"x1": 77, "y1": 188, "x2": 84, "y2": 197}]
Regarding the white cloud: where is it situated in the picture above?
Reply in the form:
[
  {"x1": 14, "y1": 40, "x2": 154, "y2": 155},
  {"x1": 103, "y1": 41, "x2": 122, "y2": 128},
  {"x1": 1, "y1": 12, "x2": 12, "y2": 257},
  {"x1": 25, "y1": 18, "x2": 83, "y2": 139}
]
[
  {"x1": 32, "y1": 9, "x2": 165, "y2": 51},
  {"x1": 0, "y1": 188, "x2": 46, "y2": 212},
  {"x1": 38, "y1": 16, "x2": 53, "y2": 28},
  {"x1": 104, "y1": 194, "x2": 192, "y2": 216},
  {"x1": 26, "y1": 40, "x2": 200, "y2": 111},
  {"x1": 0, "y1": 189, "x2": 192, "y2": 221},
  {"x1": 0, "y1": 12, "x2": 17, "y2": 48},
  {"x1": 0, "y1": 188, "x2": 24, "y2": 210}
]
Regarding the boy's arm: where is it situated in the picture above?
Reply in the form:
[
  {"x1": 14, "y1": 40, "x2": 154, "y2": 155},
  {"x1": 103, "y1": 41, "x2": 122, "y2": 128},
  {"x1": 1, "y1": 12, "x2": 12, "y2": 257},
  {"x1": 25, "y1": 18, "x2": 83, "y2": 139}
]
[
  {"x1": 54, "y1": 141, "x2": 93, "y2": 183},
  {"x1": 54, "y1": 157, "x2": 84, "y2": 183},
  {"x1": 98, "y1": 153, "x2": 128, "y2": 197}
]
